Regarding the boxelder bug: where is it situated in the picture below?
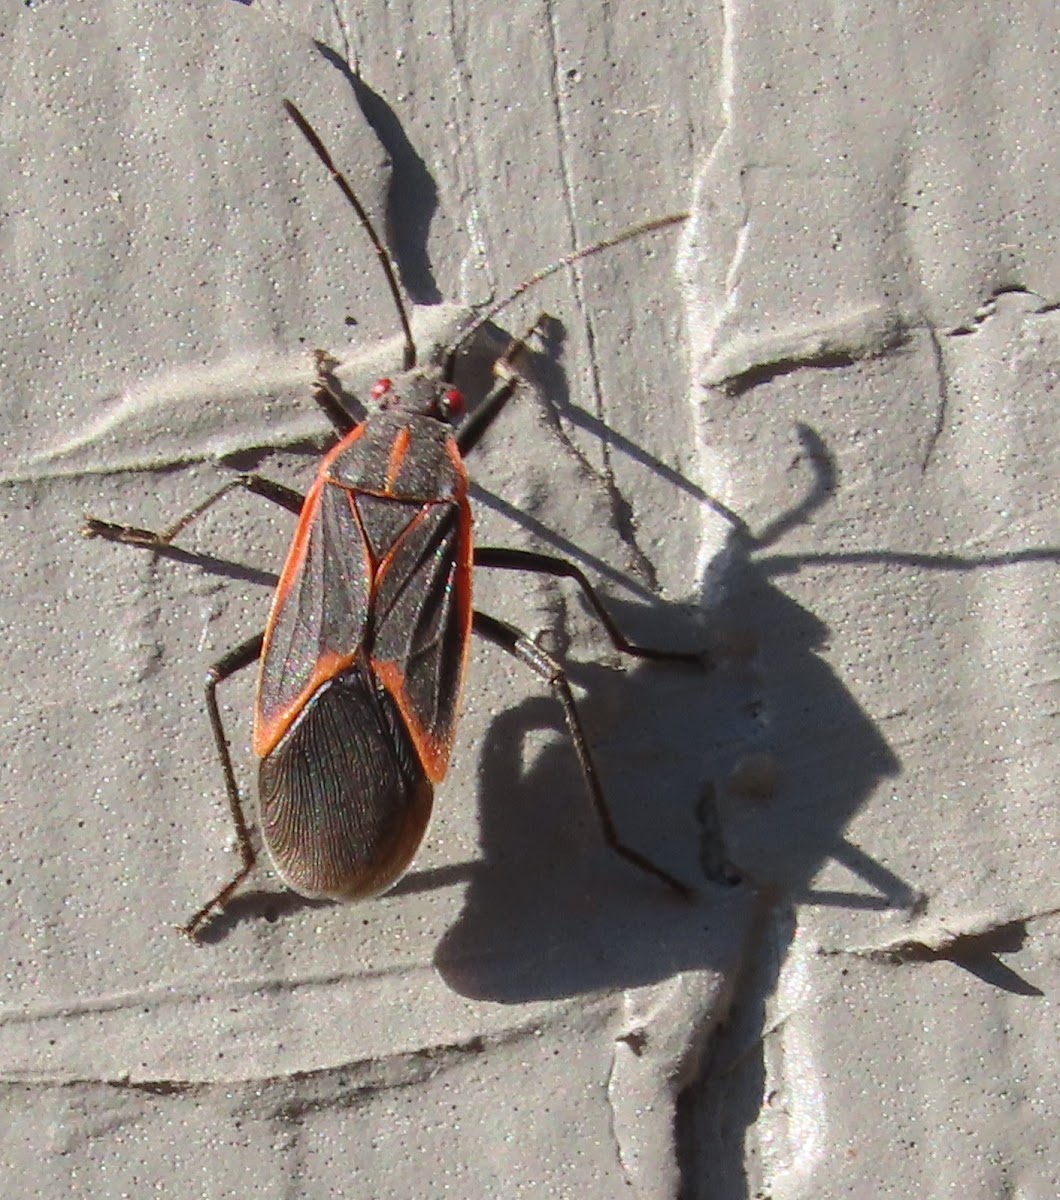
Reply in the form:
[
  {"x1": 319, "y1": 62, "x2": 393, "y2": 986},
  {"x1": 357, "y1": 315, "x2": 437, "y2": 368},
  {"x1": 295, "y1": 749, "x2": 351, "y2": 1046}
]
[{"x1": 83, "y1": 100, "x2": 704, "y2": 941}]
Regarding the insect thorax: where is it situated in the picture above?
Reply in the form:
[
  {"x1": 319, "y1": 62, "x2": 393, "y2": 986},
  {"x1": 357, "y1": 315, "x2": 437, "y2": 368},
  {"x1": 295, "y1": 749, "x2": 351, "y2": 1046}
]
[{"x1": 328, "y1": 406, "x2": 465, "y2": 501}]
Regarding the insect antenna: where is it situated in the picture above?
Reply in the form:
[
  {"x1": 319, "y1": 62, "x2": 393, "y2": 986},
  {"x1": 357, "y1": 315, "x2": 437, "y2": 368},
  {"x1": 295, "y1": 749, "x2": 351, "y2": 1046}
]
[
  {"x1": 284, "y1": 100, "x2": 417, "y2": 370},
  {"x1": 443, "y1": 211, "x2": 689, "y2": 374}
]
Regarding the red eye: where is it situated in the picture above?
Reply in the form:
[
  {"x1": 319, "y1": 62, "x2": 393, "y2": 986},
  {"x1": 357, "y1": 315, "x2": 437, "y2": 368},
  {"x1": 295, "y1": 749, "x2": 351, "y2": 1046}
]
[
  {"x1": 444, "y1": 387, "x2": 465, "y2": 416},
  {"x1": 371, "y1": 378, "x2": 392, "y2": 400}
]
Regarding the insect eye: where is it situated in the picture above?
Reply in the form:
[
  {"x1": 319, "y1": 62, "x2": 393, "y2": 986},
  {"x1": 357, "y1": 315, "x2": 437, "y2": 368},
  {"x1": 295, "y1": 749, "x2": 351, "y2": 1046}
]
[
  {"x1": 371, "y1": 378, "x2": 392, "y2": 400},
  {"x1": 443, "y1": 387, "x2": 465, "y2": 417}
]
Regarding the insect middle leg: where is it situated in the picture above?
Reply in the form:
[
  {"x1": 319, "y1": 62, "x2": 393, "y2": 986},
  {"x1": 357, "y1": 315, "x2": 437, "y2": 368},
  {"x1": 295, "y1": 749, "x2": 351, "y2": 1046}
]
[
  {"x1": 82, "y1": 474, "x2": 305, "y2": 549},
  {"x1": 475, "y1": 546, "x2": 709, "y2": 668},
  {"x1": 83, "y1": 475, "x2": 305, "y2": 940},
  {"x1": 472, "y1": 609, "x2": 695, "y2": 900}
]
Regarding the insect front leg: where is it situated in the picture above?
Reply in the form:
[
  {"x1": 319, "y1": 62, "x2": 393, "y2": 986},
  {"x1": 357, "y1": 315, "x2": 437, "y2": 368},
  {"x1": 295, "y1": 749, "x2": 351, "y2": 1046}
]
[
  {"x1": 456, "y1": 314, "x2": 552, "y2": 457},
  {"x1": 82, "y1": 474, "x2": 305, "y2": 550},
  {"x1": 310, "y1": 348, "x2": 366, "y2": 436},
  {"x1": 182, "y1": 631, "x2": 266, "y2": 942},
  {"x1": 471, "y1": 610, "x2": 695, "y2": 901}
]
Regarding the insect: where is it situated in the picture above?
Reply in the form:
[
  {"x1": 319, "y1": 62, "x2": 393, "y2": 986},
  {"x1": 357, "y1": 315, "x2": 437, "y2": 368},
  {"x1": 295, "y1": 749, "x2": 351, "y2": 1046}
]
[{"x1": 83, "y1": 100, "x2": 703, "y2": 941}]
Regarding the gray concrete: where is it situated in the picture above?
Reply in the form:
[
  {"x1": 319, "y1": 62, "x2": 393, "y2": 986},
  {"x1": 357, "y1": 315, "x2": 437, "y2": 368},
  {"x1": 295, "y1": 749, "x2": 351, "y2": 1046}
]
[{"x1": 2, "y1": 2, "x2": 1056, "y2": 1196}]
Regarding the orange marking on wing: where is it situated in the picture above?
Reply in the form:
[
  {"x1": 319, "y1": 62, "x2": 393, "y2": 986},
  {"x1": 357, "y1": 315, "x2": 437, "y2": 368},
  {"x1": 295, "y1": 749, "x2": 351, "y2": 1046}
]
[
  {"x1": 253, "y1": 647, "x2": 358, "y2": 758},
  {"x1": 254, "y1": 438, "x2": 371, "y2": 759},
  {"x1": 371, "y1": 494, "x2": 474, "y2": 784},
  {"x1": 452, "y1": 495, "x2": 474, "y2": 649},
  {"x1": 446, "y1": 437, "x2": 473, "y2": 640},
  {"x1": 372, "y1": 501, "x2": 432, "y2": 580},
  {"x1": 373, "y1": 659, "x2": 454, "y2": 783},
  {"x1": 265, "y1": 473, "x2": 325, "y2": 616},
  {"x1": 383, "y1": 425, "x2": 412, "y2": 494}
]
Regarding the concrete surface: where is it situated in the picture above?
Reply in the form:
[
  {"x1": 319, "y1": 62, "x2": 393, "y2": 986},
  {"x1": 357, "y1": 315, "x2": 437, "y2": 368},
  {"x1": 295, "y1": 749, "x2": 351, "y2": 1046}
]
[{"x1": 1, "y1": 1, "x2": 1056, "y2": 1197}]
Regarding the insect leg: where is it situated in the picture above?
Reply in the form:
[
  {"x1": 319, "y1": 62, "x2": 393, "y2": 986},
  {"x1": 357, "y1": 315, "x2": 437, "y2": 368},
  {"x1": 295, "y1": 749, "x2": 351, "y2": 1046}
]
[
  {"x1": 83, "y1": 474, "x2": 305, "y2": 550},
  {"x1": 310, "y1": 349, "x2": 365, "y2": 436},
  {"x1": 472, "y1": 609, "x2": 695, "y2": 900},
  {"x1": 455, "y1": 315, "x2": 551, "y2": 457},
  {"x1": 182, "y1": 630, "x2": 266, "y2": 942},
  {"x1": 474, "y1": 547, "x2": 709, "y2": 667}
]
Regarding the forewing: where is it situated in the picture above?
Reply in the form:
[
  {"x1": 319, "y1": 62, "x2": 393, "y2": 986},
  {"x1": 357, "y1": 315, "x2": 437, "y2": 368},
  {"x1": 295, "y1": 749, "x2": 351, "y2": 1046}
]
[
  {"x1": 254, "y1": 478, "x2": 372, "y2": 756},
  {"x1": 367, "y1": 493, "x2": 472, "y2": 782},
  {"x1": 254, "y1": 412, "x2": 472, "y2": 771}
]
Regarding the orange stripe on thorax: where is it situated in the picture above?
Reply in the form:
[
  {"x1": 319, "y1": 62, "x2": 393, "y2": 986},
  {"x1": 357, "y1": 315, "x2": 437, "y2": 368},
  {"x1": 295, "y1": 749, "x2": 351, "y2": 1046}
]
[
  {"x1": 384, "y1": 425, "x2": 412, "y2": 494},
  {"x1": 318, "y1": 420, "x2": 367, "y2": 472}
]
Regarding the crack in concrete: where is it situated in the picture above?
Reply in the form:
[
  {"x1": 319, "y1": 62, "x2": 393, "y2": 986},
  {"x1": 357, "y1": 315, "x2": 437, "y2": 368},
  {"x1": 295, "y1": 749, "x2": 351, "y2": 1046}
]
[
  {"x1": 541, "y1": 3, "x2": 664, "y2": 593},
  {"x1": 921, "y1": 323, "x2": 948, "y2": 473},
  {"x1": 944, "y1": 284, "x2": 1060, "y2": 336}
]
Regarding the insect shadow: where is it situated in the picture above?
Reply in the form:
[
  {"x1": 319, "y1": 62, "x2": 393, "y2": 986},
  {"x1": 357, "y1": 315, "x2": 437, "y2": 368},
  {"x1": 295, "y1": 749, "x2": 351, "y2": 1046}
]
[
  {"x1": 431, "y1": 422, "x2": 907, "y2": 1001},
  {"x1": 436, "y1": 407, "x2": 1058, "y2": 1011},
  {"x1": 317, "y1": 46, "x2": 441, "y2": 307}
]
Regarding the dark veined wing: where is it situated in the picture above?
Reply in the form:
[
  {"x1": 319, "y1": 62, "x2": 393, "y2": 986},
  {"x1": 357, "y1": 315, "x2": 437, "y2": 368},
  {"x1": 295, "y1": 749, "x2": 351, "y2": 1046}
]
[
  {"x1": 362, "y1": 489, "x2": 472, "y2": 782},
  {"x1": 253, "y1": 410, "x2": 472, "y2": 777},
  {"x1": 254, "y1": 474, "x2": 373, "y2": 757},
  {"x1": 259, "y1": 663, "x2": 433, "y2": 900}
]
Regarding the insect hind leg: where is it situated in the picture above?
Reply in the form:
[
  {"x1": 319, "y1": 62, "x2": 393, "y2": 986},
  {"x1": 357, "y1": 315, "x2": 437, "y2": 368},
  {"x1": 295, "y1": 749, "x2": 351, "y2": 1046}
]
[
  {"x1": 471, "y1": 609, "x2": 695, "y2": 900},
  {"x1": 181, "y1": 631, "x2": 265, "y2": 942}
]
